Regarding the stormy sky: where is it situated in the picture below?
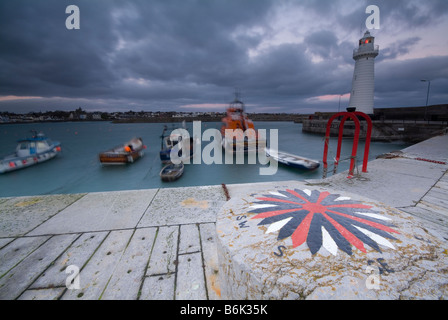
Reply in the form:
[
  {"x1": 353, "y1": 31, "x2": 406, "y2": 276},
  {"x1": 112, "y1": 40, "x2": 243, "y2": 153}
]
[{"x1": 0, "y1": 0, "x2": 447, "y2": 114}]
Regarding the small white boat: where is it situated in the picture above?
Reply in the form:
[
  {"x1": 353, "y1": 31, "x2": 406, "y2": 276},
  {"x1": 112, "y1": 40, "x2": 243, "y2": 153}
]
[
  {"x1": 266, "y1": 148, "x2": 320, "y2": 170},
  {"x1": 160, "y1": 162, "x2": 184, "y2": 182},
  {"x1": 0, "y1": 131, "x2": 61, "y2": 174}
]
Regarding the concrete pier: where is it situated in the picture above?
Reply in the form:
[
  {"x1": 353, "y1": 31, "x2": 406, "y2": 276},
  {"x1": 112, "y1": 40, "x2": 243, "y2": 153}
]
[{"x1": 0, "y1": 134, "x2": 447, "y2": 300}]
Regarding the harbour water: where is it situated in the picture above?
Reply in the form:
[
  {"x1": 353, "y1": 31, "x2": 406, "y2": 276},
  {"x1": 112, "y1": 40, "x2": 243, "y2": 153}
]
[{"x1": 0, "y1": 121, "x2": 410, "y2": 197}]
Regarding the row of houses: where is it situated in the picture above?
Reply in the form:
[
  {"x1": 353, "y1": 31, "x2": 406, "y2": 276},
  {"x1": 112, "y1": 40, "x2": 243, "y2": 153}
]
[
  {"x1": 0, "y1": 110, "x2": 226, "y2": 123},
  {"x1": 0, "y1": 113, "x2": 103, "y2": 123}
]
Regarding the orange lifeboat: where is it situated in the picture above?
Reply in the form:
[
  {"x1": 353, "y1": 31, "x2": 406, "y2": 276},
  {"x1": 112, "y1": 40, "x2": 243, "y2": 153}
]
[{"x1": 221, "y1": 94, "x2": 265, "y2": 153}]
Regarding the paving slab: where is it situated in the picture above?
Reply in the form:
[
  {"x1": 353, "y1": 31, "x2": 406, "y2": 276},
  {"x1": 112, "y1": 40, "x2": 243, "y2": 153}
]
[
  {"x1": 61, "y1": 229, "x2": 134, "y2": 300},
  {"x1": 175, "y1": 252, "x2": 207, "y2": 300},
  {"x1": 399, "y1": 206, "x2": 448, "y2": 242},
  {"x1": 28, "y1": 189, "x2": 157, "y2": 235},
  {"x1": 306, "y1": 159, "x2": 446, "y2": 208},
  {"x1": 179, "y1": 224, "x2": 201, "y2": 254},
  {"x1": 0, "y1": 236, "x2": 50, "y2": 278},
  {"x1": 17, "y1": 287, "x2": 65, "y2": 300},
  {"x1": 0, "y1": 234, "x2": 78, "y2": 299},
  {"x1": 199, "y1": 223, "x2": 221, "y2": 300},
  {"x1": 29, "y1": 232, "x2": 108, "y2": 290},
  {"x1": 138, "y1": 185, "x2": 226, "y2": 227},
  {"x1": 0, "y1": 238, "x2": 14, "y2": 250},
  {"x1": 0, "y1": 194, "x2": 84, "y2": 237},
  {"x1": 140, "y1": 274, "x2": 175, "y2": 300},
  {"x1": 146, "y1": 226, "x2": 179, "y2": 276},
  {"x1": 101, "y1": 227, "x2": 157, "y2": 300},
  {"x1": 418, "y1": 199, "x2": 448, "y2": 217}
]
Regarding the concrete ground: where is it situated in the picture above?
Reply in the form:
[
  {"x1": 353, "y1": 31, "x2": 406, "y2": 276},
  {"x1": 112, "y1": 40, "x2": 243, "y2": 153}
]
[
  {"x1": 0, "y1": 186, "x2": 227, "y2": 300},
  {"x1": 0, "y1": 134, "x2": 447, "y2": 300}
]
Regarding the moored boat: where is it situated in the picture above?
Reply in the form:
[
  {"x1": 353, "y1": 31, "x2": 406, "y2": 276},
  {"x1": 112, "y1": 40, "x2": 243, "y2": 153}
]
[
  {"x1": 160, "y1": 162, "x2": 184, "y2": 182},
  {"x1": 266, "y1": 148, "x2": 320, "y2": 170},
  {"x1": 99, "y1": 137, "x2": 145, "y2": 165},
  {"x1": 221, "y1": 92, "x2": 266, "y2": 153},
  {"x1": 160, "y1": 124, "x2": 197, "y2": 164},
  {"x1": 0, "y1": 131, "x2": 61, "y2": 174}
]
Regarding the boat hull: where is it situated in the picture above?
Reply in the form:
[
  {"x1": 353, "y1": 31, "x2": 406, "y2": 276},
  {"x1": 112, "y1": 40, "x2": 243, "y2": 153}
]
[
  {"x1": 99, "y1": 150, "x2": 144, "y2": 165},
  {"x1": 0, "y1": 143, "x2": 61, "y2": 174},
  {"x1": 222, "y1": 136, "x2": 266, "y2": 154},
  {"x1": 160, "y1": 163, "x2": 184, "y2": 182},
  {"x1": 266, "y1": 149, "x2": 320, "y2": 171},
  {"x1": 99, "y1": 138, "x2": 145, "y2": 165}
]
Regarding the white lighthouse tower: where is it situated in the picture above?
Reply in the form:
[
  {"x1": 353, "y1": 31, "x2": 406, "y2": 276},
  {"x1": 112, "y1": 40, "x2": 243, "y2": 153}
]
[{"x1": 348, "y1": 30, "x2": 379, "y2": 115}]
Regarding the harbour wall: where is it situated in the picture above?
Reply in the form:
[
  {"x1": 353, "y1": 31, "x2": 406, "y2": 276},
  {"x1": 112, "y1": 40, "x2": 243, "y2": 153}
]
[
  {"x1": 301, "y1": 104, "x2": 448, "y2": 143},
  {"x1": 302, "y1": 119, "x2": 447, "y2": 143}
]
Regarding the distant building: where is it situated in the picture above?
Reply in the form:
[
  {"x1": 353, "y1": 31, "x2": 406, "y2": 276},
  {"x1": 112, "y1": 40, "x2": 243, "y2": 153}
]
[{"x1": 0, "y1": 115, "x2": 10, "y2": 123}]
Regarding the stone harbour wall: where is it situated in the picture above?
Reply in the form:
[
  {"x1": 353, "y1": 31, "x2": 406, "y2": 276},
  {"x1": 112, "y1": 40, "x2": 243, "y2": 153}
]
[{"x1": 302, "y1": 119, "x2": 447, "y2": 142}]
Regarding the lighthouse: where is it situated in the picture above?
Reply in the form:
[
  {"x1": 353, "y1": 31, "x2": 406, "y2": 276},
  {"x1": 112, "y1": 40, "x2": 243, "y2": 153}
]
[{"x1": 348, "y1": 30, "x2": 379, "y2": 115}]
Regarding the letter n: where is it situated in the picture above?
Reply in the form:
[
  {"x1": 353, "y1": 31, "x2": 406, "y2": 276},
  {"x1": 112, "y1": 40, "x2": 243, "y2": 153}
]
[{"x1": 66, "y1": 5, "x2": 80, "y2": 30}]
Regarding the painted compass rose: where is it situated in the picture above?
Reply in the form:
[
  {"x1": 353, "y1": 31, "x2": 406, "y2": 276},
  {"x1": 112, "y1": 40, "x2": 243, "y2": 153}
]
[{"x1": 248, "y1": 189, "x2": 400, "y2": 256}]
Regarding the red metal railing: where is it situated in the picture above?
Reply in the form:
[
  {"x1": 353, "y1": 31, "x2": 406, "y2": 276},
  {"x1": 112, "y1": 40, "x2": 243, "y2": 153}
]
[
  {"x1": 354, "y1": 111, "x2": 372, "y2": 173},
  {"x1": 323, "y1": 111, "x2": 372, "y2": 179}
]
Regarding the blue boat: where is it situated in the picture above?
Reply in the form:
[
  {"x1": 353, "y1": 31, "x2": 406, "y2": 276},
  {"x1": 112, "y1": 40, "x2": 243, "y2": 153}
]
[
  {"x1": 0, "y1": 131, "x2": 61, "y2": 174},
  {"x1": 159, "y1": 124, "x2": 196, "y2": 164},
  {"x1": 160, "y1": 125, "x2": 182, "y2": 164}
]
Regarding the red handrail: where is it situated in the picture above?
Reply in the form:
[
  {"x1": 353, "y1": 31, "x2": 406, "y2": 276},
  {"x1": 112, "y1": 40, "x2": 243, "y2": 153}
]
[
  {"x1": 323, "y1": 112, "x2": 364, "y2": 178},
  {"x1": 354, "y1": 111, "x2": 372, "y2": 173}
]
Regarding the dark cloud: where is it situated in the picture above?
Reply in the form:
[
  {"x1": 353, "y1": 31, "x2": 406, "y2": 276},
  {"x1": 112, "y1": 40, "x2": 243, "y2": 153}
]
[
  {"x1": 378, "y1": 37, "x2": 421, "y2": 61},
  {"x1": 0, "y1": 0, "x2": 447, "y2": 113},
  {"x1": 305, "y1": 30, "x2": 340, "y2": 59}
]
